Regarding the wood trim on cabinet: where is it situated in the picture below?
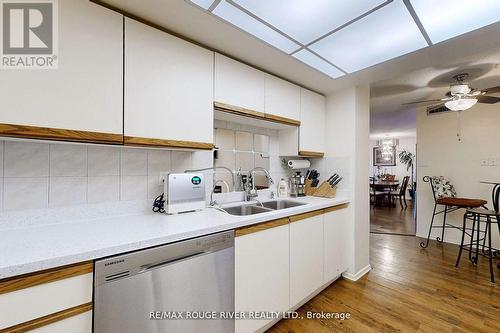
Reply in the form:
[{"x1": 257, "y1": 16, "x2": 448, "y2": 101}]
[
  {"x1": 214, "y1": 101, "x2": 266, "y2": 120},
  {"x1": 235, "y1": 218, "x2": 290, "y2": 237},
  {"x1": 214, "y1": 102, "x2": 300, "y2": 127},
  {"x1": 0, "y1": 123, "x2": 123, "y2": 145},
  {"x1": 323, "y1": 203, "x2": 349, "y2": 214},
  {"x1": 0, "y1": 261, "x2": 93, "y2": 295},
  {"x1": 124, "y1": 136, "x2": 214, "y2": 150},
  {"x1": 289, "y1": 209, "x2": 325, "y2": 223},
  {"x1": 298, "y1": 150, "x2": 325, "y2": 158},
  {"x1": 0, "y1": 302, "x2": 92, "y2": 333},
  {"x1": 263, "y1": 113, "x2": 301, "y2": 127}
]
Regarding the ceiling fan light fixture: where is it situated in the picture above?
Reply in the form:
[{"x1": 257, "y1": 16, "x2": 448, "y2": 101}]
[
  {"x1": 444, "y1": 97, "x2": 477, "y2": 111},
  {"x1": 450, "y1": 84, "x2": 470, "y2": 96}
]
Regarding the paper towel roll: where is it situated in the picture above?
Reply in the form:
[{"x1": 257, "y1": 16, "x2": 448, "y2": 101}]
[{"x1": 288, "y1": 159, "x2": 311, "y2": 169}]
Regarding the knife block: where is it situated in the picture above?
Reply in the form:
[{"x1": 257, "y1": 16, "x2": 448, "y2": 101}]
[
  {"x1": 305, "y1": 179, "x2": 317, "y2": 196},
  {"x1": 306, "y1": 180, "x2": 337, "y2": 198}
]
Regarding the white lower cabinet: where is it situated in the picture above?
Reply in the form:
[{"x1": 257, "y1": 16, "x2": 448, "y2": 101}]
[
  {"x1": 0, "y1": 273, "x2": 93, "y2": 330},
  {"x1": 289, "y1": 214, "x2": 324, "y2": 307},
  {"x1": 30, "y1": 311, "x2": 92, "y2": 333},
  {"x1": 235, "y1": 223, "x2": 290, "y2": 333},
  {"x1": 323, "y1": 206, "x2": 349, "y2": 282}
]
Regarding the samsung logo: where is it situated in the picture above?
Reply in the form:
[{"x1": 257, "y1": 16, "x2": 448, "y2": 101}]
[{"x1": 105, "y1": 259, "x2": 124, "y2": 267}]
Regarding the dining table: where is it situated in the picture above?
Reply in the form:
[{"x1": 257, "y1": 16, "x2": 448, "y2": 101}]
[{"x1": 370, "y1": 180, "x2": 400, "y2": 207}]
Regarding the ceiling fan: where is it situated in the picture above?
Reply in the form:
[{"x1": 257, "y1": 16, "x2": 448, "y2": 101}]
[{"x1": 403, "y1": 73, "x2": 500, "y2": 111}]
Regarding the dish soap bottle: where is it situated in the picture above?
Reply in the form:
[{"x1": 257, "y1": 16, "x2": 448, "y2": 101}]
[{"x1": 278, "y1": 178, "x2": 288, "y2": 198}]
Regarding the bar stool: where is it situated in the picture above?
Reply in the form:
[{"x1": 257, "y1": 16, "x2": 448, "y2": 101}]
[
  {"x1": 420, "y1": 176, "x2": 487, "y2": 248},
  {"x1": 456, "y1": 184, "x2": 500, "y2": 283}
]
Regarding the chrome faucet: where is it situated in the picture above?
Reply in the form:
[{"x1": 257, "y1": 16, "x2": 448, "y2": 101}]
[{"x1": 245, "y1": 167, "x2": 274, "y2": 201}]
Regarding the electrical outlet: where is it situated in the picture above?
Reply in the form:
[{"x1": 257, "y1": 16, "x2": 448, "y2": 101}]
[
  {"x1": 489, "y1": 157, "x2": 498, "y2": 167},
  {"x1": 481, "y1": 158, "x2": 489, "y2": 167},
  {"x1": 158, "y1": 172, "x2": 169, "y2": 185}
]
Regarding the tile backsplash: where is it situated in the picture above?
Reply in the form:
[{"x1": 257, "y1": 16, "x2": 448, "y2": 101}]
[
  {"x1": 0, "y1": 121, "x2": 300, "y2": 212},
  {"x1": 214, "y1": 120, "x2": 290, "y2": 192},
  {"x1": 0, "y1": 140, "x2": 212, "y2": 211}
]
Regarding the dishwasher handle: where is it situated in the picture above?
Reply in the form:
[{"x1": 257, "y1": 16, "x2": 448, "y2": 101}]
[{"x1": 139, "y1": 251, "x2": 205, "y2": 273}]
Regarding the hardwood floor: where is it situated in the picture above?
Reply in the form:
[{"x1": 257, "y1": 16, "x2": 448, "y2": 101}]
[
  {"x1": 370, "y1": 200, "x2": 416, "y2": 235},
  {"x1": 268, "y1": 234, "x2": 500, "y2": 333}
]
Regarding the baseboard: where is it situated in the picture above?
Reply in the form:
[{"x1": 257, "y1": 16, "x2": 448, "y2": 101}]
[{"x1": 342, "y1": 264, "x2": 372, "y2": 281}]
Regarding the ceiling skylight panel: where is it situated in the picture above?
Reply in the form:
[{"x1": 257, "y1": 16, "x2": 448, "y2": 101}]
[
  {"x1": 293, "y1": 49, "x2": 345, "y2": 79},
  {"x1": 233, "y1": 0, "x2": 388, "y2": 44},
  {"x1": 410, "y1": 0, "x2": 500, "y2": 44},
  {"x1": 189, "y1": 0, "x2": 216, "y2": 10},
  {"x1": 212, "y1": 1, "x2": 300, "y2": 54},
  {"x1": 309, "y1": 0, "x2": 427, "y2": 73}
]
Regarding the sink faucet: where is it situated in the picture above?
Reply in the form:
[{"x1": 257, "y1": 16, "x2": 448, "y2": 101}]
[{"x1": 245, "y1": 167, "x2": 274, "y2": 201}]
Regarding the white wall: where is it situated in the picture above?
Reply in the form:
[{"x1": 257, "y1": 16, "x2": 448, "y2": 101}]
[
  {"x1": 417, "y1": 104, "x2": 500, "y2": 247},
  {"x1": 369, "y1": 137, "x2": 417, "y2": 188},
  {"x1": 319, "y1": 85, "x2": 371, "y2": 278}
]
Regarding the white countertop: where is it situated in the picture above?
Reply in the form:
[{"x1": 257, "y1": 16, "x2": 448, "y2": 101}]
[{"x1": 0, "y1": 196, "x2": 348, "y2": 279}]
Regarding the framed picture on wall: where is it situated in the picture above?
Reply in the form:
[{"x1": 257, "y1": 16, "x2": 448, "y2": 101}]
[{"x1": 373, "y1": 146, "x2": 396, "y2": 166}]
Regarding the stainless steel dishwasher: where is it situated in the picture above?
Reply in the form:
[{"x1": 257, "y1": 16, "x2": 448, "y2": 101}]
[{"x1": 94, "y1": 231, "x2": 234, "y2": 333}]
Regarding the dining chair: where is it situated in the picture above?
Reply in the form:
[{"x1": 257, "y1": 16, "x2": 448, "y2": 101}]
[
  {"x1": 370, "y1": 177, "x2": 388, "y2": 206},
  {"x1": 389, "y1": 176, "x2": 409, "y2": 209},
  {"x1": 420, "y1": 176, "x2": 487, "y2": 249}
]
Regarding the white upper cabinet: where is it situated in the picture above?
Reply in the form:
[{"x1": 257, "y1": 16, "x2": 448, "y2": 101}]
[
  {"x1": 125, "y1": 19, "x2": 214, "y2": 144},
  {"x1": 299, "y1": 89, "x2": 326, "y2": 154},
  {"x1": 264, "y1": 74, "x2": 300, "y2": 121},
  {"x1": 215, "y1": 54, "x2": 265, "y2": 112},
  {"x1": 323, "y1": 207, "x2": 349, "y2": 282},
  {"x1": 0, "y1": 0, "x2": 123, "y2": 135},
  {"x1": 235, "y1": 224, "x2": 290, "y2": 333},
  {"x1": 289, "y1": 214, "x2": 324, "y2": 307}
]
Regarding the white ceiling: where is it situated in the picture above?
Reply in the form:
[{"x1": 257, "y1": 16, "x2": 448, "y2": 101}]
[
  {"x1": 95, "y1": 0, "x2": 500, "y2": 95},
  {"x1": 188, "y1": 0, "x2": 500, "y2": 79},
  {"x1": 370, "y1": 47, "x2": 500, "y2": 137}
]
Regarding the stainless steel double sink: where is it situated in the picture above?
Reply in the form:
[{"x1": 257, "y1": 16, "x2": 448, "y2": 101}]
[{"x1": 222, "y1": 200, "x2": 306, "y2": 216}]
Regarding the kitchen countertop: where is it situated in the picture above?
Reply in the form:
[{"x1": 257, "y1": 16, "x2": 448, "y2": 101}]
[{"x1": 0, "y1": 196, "x2": 349, "y2": 279}]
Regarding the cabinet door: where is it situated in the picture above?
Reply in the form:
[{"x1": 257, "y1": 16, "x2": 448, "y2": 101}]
[
  {"x1": 265, "y1": 74, "x2": 300, "y2": 121},
  {"x1": 125, "y1": 19, "x2": 214, "y2": 145},
  {"x1": 30, "y1": 311, "x2": 92, "y2": 333},
  {"x1": 289, "y1": 215, "x2": 324, "y2": 307},
  {"x1": 324, "y1": 207, "x2": 349, "y2": 282},
  {"x1": 299, "y1": 89, "x2": 326, "y2": 154},
  {"x1": 215, "y1": 54, "x2": 265, "y2": 112},
  {"x1": 235, "y1": 224, "x2": 289, "y2": 333},
  {"x1": 0, "y1": 273, "x2": 93, "y2": 330},
  {"x1": 0, "y1": 0, "x2": 123, "y2": 138}
]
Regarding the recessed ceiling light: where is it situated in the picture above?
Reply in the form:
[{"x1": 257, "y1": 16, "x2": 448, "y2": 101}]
[
  {"x1": 293, "y1": 49, "x2": 345, "y2": 79},
  {"x1": 212, "y1": 1, "x2": 300, "y2": 54},
  {"x1": 232, "y1": 0, "x2": 387, "y2": 44},
  {"x1": 309, "y1": 0, "x2": 427, "y2": 73},
  {"x1": 410, "y1": 0, "x2": 500, "y2": 44}
]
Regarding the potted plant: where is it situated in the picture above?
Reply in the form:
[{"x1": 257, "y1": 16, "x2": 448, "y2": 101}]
[{"x1": 398, "y1": 150, "x2": 416, "y2": 199}]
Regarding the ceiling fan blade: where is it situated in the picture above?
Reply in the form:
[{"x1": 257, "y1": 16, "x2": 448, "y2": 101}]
[
  {"x1": 477, "y1": 95, "x2": 500, "y2": 104},
  {"x1": 481, "y1": 85, "x2": 500, "y2": 95},
  {"x1": 402, "y1": 99, "x2": 444, "y2": 106}
]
